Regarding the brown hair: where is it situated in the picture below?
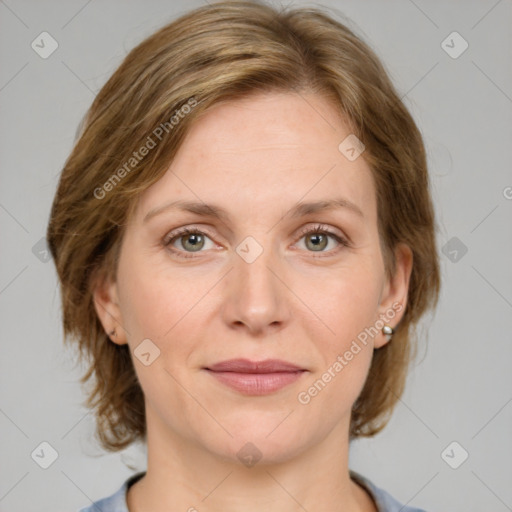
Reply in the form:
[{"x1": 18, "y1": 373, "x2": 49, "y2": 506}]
[{"x1": 47, "y1": 0, "x2": 440, "y2": 451}]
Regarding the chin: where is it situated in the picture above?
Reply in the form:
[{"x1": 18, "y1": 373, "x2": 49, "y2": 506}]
[{"x1": 199, "y1": 415, "x2": 317, "y2": 468}]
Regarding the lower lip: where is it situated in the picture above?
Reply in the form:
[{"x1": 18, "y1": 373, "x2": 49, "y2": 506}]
[{"x1": 205, "y1": 370, "x2": 306, "y2": 395}]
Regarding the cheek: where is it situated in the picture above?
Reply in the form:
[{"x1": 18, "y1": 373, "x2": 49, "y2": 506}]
[
  {"x1": 116, "y1": 247, "x2": 212, "y2": 342},
  {"x1": 115, "y1": 254, "x2": 206, "y2": 410},
  {"x1": 302, "y1": 260, "x2": 383, "y2": 348},
  {"x1": 294, "y1": 262, "x2": 381, "y2": 401},
  {"x1": 296, "y1": 279, "x2": 378, "y2": 414}
]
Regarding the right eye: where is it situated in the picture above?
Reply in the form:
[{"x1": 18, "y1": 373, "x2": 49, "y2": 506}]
[{"x1": 164, "y1": 227, "x2": 217, "y2": 258}]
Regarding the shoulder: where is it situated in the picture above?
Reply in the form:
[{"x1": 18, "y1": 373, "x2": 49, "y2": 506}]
[
  {"x1": 77, "y1": 472, "x2": 145, "y2": 512},
  {"x1": 350, "y1": 471, "x2": 428, "y2": 512}
]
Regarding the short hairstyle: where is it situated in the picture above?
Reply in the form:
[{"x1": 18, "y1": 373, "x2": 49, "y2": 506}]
[{"x1": 47, "y1": 0, "x2": 440, "y2": 451}]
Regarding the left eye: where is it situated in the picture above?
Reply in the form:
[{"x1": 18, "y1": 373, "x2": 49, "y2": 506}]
[{"x1": 295, "y1": 227, "x2": 347, "y2": 253}]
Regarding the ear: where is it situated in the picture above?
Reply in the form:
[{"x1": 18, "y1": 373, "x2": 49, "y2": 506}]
[
  {"x1": 91, "y1": 270, "x2": 128, "y2": 346},
  {"x1": 374, "y1": 242, "x2": 413, "y2": 349}
]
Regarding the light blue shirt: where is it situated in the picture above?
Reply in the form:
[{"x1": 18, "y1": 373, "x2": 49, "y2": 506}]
[{"x1": 77, "y1": 471, "x2": 427, "y2": 511}]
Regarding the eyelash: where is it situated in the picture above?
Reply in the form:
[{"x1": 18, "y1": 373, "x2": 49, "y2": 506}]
[{"x1": 163, "y1": 223, "x2": 350, "y2": 260}]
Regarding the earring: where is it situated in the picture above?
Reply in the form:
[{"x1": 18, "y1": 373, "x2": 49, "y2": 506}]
[
  {"x1": 382, "y1": 324, "x2": 394, "y2": 340},
  {"x1": 109, "y1": 328, "x2": 116, "y2": 337}
]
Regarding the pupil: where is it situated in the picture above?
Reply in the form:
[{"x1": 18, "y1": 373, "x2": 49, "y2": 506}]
[
  {"x1": 308, "y1": 233, "x2": 326, "y2": 251},
  {"x1": 185, "y1": 234, "x2": 203, "y2": 251}
]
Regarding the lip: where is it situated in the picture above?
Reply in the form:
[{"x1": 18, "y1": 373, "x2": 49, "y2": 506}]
[
  {"x1": 204, "y1": 359, "x2": 307, "y2": 395},
  {"x1": 206, "y1": 358, "x2": 305, "y2": 373}
]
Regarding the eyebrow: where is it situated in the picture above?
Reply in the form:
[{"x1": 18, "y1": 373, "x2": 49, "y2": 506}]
[{"x1": 143, "y1": 197, "x2": 364, "y2": 223}]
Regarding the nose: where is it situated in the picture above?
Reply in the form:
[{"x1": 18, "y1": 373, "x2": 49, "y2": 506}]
[{"x1": 221, "y1": 241, "x2": 290, "y2": 337}]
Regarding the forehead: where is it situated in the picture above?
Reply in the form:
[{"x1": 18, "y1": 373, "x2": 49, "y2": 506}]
[{"x1": 135, "y1": 91, "x2": 376, "y2": 224}]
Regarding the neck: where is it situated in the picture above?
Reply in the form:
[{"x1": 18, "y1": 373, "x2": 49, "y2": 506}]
[{"x1": 127, "y1": 406, "x2": 376, "y2": 512}]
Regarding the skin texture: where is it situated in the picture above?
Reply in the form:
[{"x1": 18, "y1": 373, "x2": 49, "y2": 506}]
[{"x1": 94, "y1": 91, "x2": 413, "y2": 512}]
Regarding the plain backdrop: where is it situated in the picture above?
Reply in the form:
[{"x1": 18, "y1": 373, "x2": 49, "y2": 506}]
[{"x1": 1, "y1": 1, "x2": 511, "y2": 511}]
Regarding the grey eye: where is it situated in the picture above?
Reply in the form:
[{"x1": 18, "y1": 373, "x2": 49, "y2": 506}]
[
  {"x1": 178, "y1": 233, "x2": 206, "y2": 252},
  {"x1": 304, "y1": 233, "x2": 329, "y2": 251}
]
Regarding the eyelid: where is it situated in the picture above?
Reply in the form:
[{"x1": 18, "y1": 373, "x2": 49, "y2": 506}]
[
  {"x1": 162, "y1": 225, "x2": 217, "y2": 245},
  {"x1": 292, "y1": 223, "x2": 351, "y2": 256},
  {"x1": 163, "y1": 222, "x2": 350, "y2": 259},
  {"x1": 295, "y1": 223, "x2": 348, "y2": 243}
]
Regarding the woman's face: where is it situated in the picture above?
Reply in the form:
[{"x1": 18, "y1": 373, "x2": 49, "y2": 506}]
[{"x1": 95, "y1": 90, "x2": 412, "y2": 464}]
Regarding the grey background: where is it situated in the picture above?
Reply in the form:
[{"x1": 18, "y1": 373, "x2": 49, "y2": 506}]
[{"x1": 1, "y1": 0, "x2": 511, "y2": 511}]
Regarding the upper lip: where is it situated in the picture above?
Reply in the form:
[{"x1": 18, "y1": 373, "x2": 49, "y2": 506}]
[{"x1": 205, "y1": 358, "x2": 305, "y2": 373}]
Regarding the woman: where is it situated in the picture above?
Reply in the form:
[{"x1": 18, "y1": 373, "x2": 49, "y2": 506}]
[{"x1": 47, "y1": 2, "x2": 440, "y2": 511}]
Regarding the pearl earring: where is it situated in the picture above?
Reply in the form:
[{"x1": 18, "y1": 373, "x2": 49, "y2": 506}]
[{"x1": 382, "y1": 324, "x2": 394, "y2": 339}]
